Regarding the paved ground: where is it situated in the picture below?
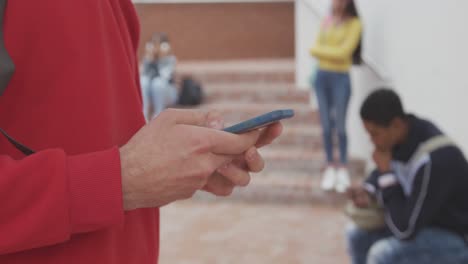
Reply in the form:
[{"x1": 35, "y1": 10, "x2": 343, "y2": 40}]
[{"x1": 159, "y1": 200, "x2": 351, "y2": 264}]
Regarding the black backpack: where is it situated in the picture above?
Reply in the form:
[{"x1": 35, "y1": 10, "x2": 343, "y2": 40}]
[
  {"x1": 177, "y1": 77, "x2": 203, "y2": 106},
  {"x1": 352, "y1": 33, "x2": 363, "y2": 65}
]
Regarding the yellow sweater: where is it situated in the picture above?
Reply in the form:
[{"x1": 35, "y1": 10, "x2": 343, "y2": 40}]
[{"x1": 310, "y1": 17, "x2": 362, "y2": 72}]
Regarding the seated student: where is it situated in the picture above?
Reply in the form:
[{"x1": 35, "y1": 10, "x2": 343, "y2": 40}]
[
  {"x1": 140, "y1": 39, "x2": 159, "y2": 121},
  {"x1": 153, "y1": 33, "x2": 178, "y2": 114},
  {"x1": 346, "y1": 88, "x2": 468, "y2": 264},
  {"x1": 140, "y1": 33, "x2": 178, "y2": 121}
]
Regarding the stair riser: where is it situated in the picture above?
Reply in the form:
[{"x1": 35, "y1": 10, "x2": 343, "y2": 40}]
[
  {"x1": 176, "y1": 73, "x2": 295, "y2": 84},
  {"x1": 192, "y1": 187, "x2": 347, "y2": 206},
  {"x1": 271, "y1": 136, "x2": 323, "y2": 149},
  {"x1": 212, "y1": 109, "x2": 320, "y2": 126},
  {"x1": 205, "y1": 93, "x2": 310, "y2": 104},
  {"x1": 262, "y1": 160, "x2": 365, "y2": 177},
  {"x1": 175, "y1": 59, "x2": 367, "y2": 205}
]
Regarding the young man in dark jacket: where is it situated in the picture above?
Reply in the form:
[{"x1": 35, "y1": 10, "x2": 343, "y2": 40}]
[{"x1": 346, "y1": 88, "x2": 468, "y2": 264}]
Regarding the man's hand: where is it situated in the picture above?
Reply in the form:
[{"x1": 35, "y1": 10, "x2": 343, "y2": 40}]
[
  {"x1": 346, "y1": 185, "x2": 372, "y2": 208},
  {"x1": 119, "y1": 109, "x2": 263, "y2": 210},
  {"x1": 372, "y1": 149, "x2": 392, "y2": 173},
  {"x1": 202, "y1": 116, "x2": 283, "y2": 196}
]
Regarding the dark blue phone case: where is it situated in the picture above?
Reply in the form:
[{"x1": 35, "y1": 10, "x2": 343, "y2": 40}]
[{"x1": 223, "y1": 109, "x2": 294, "y2": 134}]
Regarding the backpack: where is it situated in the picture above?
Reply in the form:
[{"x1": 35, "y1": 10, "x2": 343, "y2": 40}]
[
  {"x1": 177, "y1": 77, "x2": 203, "y2": 106},
  {"x1": 352, "y1": 33, "x2": 363, "y2": 65}
]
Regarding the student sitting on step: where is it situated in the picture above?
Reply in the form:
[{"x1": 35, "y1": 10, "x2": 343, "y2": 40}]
[
  {"x1": 140, "y1": 33, "x2": 178, "y2": 121},
  {"x1": 345, "y1": 88, "x2": 468, "y2": 264}
]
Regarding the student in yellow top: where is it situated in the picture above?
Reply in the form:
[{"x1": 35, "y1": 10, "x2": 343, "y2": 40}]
[{"x1": 310, "y1": 0, "x2": 362, "y2": 193}]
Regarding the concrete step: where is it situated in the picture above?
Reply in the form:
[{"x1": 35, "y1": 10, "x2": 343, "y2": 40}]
[
  {"x1": 176, "y1": 59, "x2": 295, "y2": 84},
  {"x1": 259, "y1": 146, "x2": 365, "y2": 177},
  {"x1": 273, "y1": 124, "x2": 322, "y2": 149},
  {"x1": 199, "y1": 102, "x2": 319, "y2": 126},
  {"x1": 203, "y1": 83, "x2": 310, "y2": 104},
  {"x1": 173, "y1": 59, "x2": 368, "y2": 206},
  {"x1": 192, "y1": 169, "x2": 364, "y2": 206}
]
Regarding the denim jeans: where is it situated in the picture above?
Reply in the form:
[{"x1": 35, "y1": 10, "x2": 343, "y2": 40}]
[
  {"x1": 346, "y1": 225, "x2": 468, "y2": 264},
  {"x1": 314, "y1": 70, "x2": 351, "y2": 165},
  {"x1": 140, "y1": 75, "x2": 177, "y2": 121}
]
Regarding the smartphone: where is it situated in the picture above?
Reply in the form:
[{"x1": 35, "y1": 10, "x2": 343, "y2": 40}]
[{"x1": 223, "y1": 109, "x2": 294, "y2": 134}]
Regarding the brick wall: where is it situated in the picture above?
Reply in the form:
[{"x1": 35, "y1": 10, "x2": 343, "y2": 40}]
[{"x1": 134, "y1": 2, "x2": 295, "y2": 61}]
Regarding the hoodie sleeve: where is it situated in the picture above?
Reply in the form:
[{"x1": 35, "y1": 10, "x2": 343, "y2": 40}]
[{"x1": 0, "y1": 147, "x2": 124, "y2": 254}]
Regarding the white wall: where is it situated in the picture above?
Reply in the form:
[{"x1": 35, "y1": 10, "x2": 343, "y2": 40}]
[
  {"x1": 360, "y1": 0, "x2": 468, "y2": 155},
  {"x1": 296, "y1": 0, "x2": 468, "y2": 162},
  {"x1": 294, "y1": 0, "x2": 326, "y2": 89}
]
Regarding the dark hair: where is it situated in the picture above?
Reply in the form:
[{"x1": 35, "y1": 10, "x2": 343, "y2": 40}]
[
  {"x1": 360, "y1": 88, "x2": 406, "y2": 127},
  {"x1": 344, "y1": 0, "x2": 359, "y2": 18},
  {"x1": 344, "y1": 0, "x2": 363, "y2": 65}
]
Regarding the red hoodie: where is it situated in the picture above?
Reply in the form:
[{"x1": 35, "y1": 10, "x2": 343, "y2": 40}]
[{"x1": 0, "y1": 0, "x2": 159, "y2": 263}]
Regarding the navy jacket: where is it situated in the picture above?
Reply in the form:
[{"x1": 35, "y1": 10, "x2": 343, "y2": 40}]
[{"x1": 365, "y1": 115, "x2": 468, "y2": 240}]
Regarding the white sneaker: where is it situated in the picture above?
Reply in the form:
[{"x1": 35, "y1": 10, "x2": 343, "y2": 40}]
[
  {"x1": 335, "y1": 168, "x2": 351, "y2": 193},
  {"x1": 320, "y1": 167, "x2": 337, "y2": 191}
]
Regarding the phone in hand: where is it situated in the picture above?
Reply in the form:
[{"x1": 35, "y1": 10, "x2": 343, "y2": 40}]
[{"x1": 223, "y1": 109, "x2": 294, "y2": 134}]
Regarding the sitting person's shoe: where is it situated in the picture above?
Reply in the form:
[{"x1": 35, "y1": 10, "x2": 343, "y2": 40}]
[
  {"x1": 320, "y1": 167, "x2": 337, "y2": 191},
  {"x1": 335, "y1": 168, "x2": 351, "y2": 193}
]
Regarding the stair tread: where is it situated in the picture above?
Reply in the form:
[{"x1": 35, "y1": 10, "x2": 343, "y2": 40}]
[
  {"x1": 171, "y1": 60, "x2": 366, "y2": 205},
  {"x1": 177, "y1": 59, "x2": 295, "y2": 74},
  {"x1": 193, "y1": 169, "x2": 361, "y2": 205},
  {"x1": 201, "y1": 102, "x2": 313, "y2": 110},
  {"x1": 282, "y1": 124, "x2": 321, "y2": 133},
  {"x1": 259, "y1": 146, "x2": 364, "y2": 166},
  {"x1": 204, "y1": 83, "x2": 305, "y2": 92}
]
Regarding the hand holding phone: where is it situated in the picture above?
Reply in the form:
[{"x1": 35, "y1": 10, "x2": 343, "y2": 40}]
[{"x1": 223, "y1": 109, "x2": 294, "y2": 134}]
